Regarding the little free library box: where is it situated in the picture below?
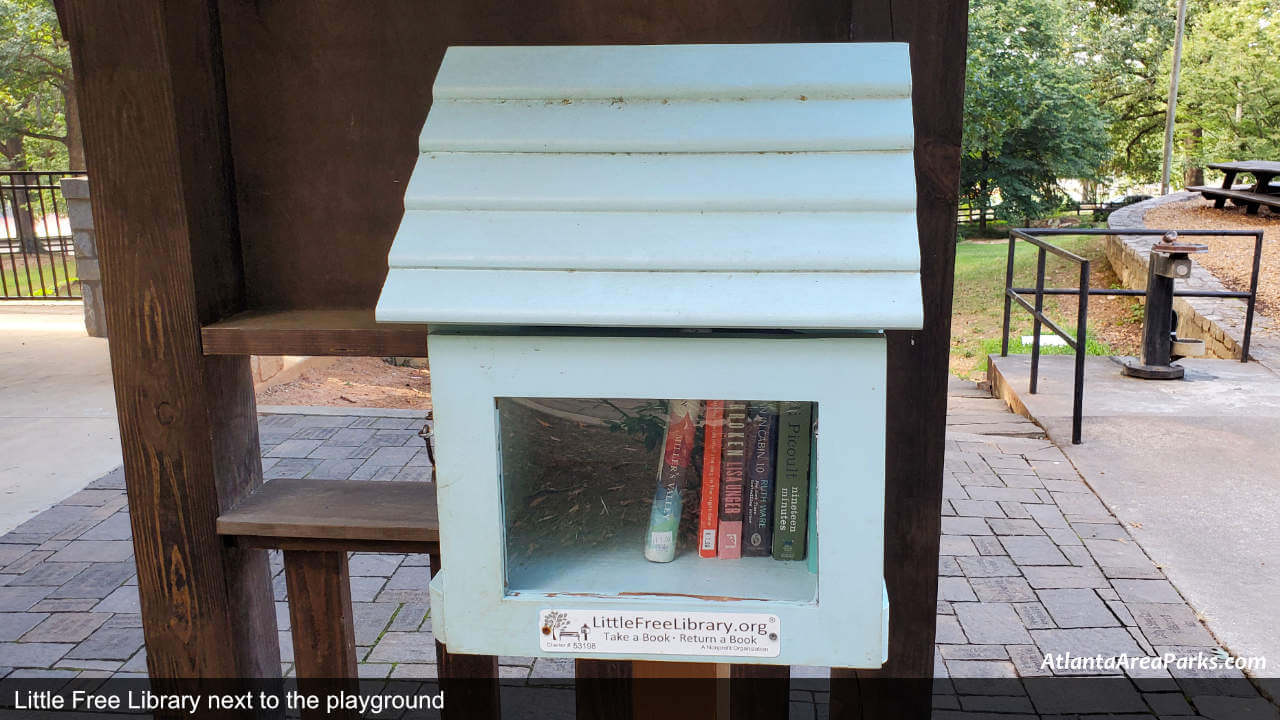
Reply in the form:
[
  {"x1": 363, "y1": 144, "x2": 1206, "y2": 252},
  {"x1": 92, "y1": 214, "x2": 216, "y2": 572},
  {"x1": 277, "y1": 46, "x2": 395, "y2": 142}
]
[{"x1": 376, "y1": 42, "x2": 921, "y2": 668}]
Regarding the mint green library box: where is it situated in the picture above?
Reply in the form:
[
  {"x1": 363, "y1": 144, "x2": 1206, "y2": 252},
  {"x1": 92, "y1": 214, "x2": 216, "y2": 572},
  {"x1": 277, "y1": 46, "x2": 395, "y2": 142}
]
[{"x1": 375, "y1": 42, "x2": 921, "y2": 667}]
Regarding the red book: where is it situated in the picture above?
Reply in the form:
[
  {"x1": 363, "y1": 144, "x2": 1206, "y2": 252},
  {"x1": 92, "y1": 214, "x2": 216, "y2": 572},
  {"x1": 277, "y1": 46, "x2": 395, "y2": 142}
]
[
  {"x1": 698, "y1": 400, "x2": 725, "y2": 558},
  {"x1": 717, "y1": 400, "x2": 749, "y2": 559}
]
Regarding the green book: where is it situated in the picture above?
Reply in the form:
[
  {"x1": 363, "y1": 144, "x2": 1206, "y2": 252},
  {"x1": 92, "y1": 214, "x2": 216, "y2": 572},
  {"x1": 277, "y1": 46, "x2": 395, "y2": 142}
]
[
  {"x1": 806, "y1": 420, "x2": 818, "y2": 574},
  {"x1": 771, "y1": 401, "x2": 813, "y2": 561}
]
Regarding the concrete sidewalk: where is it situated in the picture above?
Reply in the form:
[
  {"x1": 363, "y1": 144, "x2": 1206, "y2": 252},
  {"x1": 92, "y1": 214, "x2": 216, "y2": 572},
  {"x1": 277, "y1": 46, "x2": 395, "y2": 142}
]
[
  {"x1": 0, "y1": 304, "x2": 118, "y2": 534},
  {"x1": 991, "y1": 354, "x2": 1280, "y2": 683}
]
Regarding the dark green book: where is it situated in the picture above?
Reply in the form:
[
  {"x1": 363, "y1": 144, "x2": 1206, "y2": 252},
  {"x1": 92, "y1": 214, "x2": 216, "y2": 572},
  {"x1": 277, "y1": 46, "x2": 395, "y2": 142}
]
[{"x1": 771, "y1": 401, "x2": 813, "y2": 561}]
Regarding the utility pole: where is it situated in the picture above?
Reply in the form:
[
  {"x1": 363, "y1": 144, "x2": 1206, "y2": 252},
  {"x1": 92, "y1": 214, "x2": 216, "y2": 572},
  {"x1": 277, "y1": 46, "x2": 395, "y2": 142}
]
[{"x1": 1161, "y1": 0, "x2": 1189, "y2": 195}]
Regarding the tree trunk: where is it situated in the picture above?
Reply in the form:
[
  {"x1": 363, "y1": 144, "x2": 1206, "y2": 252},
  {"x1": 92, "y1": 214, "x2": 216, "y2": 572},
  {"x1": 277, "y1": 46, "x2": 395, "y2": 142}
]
[
  {"x1": 0, "y1": 139, "x2": 40, "y2": 254},
  {"x1": 62, "y1": 80, "x2": 86, "y2": 172},
  {"x1": 1183, "y1": 127, "x2": 1203, "y2": 187},
  {"x1": 12, "y1": 186, "x2": 40, "y2": 255}
]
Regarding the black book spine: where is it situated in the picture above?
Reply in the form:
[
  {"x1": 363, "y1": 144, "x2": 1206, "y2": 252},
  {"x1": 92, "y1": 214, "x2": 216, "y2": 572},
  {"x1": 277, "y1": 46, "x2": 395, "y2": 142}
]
[{"x1": 741, "y1": 401, "x2": 778, "y2": 557}]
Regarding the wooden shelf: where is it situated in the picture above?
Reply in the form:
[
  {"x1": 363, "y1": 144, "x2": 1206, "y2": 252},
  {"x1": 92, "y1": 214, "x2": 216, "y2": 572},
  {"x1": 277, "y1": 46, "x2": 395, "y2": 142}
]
[
  {"x1": 217, "y1": 478, "x2": 438, "y2": 550},
  {"x1": 201, "y1": 309, "x2": 427, "y2": 357}
]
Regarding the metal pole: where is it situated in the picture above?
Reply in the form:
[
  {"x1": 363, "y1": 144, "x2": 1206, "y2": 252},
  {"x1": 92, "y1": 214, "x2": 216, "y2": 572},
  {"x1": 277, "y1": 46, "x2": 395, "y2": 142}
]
[
  {"x1": 1073, "y1": 262, "x2": 1090, "y2": 445},
  {"x1": 1001, "y1": 234, "x2": 1016, "y2": 356},
  {"x1": 1161, "y1": 0, "x2": 1189, "y2": 196},
  {"x1": 1029, "y1": 248, "x2": 1046, "y2": 394},
  {"x1": 1242, "y1": 231, "x2": 1263, "y2": 362}
]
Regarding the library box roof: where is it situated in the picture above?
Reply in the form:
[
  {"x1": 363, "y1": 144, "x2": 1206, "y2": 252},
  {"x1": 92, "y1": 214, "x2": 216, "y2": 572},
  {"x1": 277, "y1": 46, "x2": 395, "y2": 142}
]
[{"x1": 375, "y1": 43, "x2": 920, "y2": 330}]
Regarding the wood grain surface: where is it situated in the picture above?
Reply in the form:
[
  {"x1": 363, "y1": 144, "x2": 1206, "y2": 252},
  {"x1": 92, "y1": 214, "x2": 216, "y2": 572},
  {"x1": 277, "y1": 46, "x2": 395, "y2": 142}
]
[
  {"x1": 61, "y1": 0, "x2": 279, "y2": 689},
  {"x1": 217, "y1": 479, "x2": 438, "y2": 543}
]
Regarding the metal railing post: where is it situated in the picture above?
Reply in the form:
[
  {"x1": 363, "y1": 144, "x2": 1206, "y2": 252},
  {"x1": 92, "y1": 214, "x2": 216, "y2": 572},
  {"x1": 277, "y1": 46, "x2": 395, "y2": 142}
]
[
  {"x1": 1029, "y1": 248, "x2": 1046, "y2": 394},
  {"x1": 1001, "y1": 233, "x2": 1016, "y2": 357},
  {"x1": 1073, "y1": 261, "x2": 1090, "y2": 445}
]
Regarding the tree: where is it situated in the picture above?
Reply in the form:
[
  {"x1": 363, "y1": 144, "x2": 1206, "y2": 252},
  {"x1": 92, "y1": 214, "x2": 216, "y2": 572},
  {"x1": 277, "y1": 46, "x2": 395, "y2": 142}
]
[
  {"x1": 0, "y1": 0, "x2": 82, "y2": 171},
  {"x1": 962, "y1": 0, "x2": 1111, "y2": 228},
  {"x1": 1076, "y1": 0, "x2": 1178, "y2": 184},
  {"x1": 1178, "y1": 0, "x2": 1280, "y2": 176}
]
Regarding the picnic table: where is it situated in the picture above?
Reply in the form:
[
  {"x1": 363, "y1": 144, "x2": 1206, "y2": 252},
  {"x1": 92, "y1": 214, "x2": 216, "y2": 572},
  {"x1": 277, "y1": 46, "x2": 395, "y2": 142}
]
[{"x1": 1188, "y1": 160, "x2": 1280, "y2": 214}]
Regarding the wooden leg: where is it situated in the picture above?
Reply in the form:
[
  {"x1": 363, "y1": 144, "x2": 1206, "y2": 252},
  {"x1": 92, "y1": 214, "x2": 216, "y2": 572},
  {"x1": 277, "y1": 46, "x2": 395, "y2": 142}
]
[
  {"x1": 1216, "y1": 171, "x2": 1234, "y2": 208},
  {"x1": 632, "y1": 661, "x2": 719, "y2": 720},
  {"x1": 729, "y1": 664, "x2": 789, "y2": 720},
  {"x1": 283, "y1": 551, "x2": 359, "y2": 720},
  {"x1": 576, "y1": 659, "x2": 633, "y2": 720},
  {"x1": 428, "y1": 552, "x2": 500, "y2": 720}
]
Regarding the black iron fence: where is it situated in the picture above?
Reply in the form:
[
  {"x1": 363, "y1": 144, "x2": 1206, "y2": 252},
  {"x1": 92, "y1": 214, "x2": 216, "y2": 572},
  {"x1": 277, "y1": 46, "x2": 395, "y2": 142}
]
[
  {"x1": 1000, "y1": 227, "x2": 1262, "y2": 445},
  {"x1": 1, "y1": 171, "x2": 83, "y2": 299}
]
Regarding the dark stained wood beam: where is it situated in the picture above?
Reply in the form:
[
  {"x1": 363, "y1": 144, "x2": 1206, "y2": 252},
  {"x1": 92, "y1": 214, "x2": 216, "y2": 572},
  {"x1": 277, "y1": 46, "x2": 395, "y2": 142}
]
[
  {"x1": 832, "y1": 1, "x2": 969, "y2": 718},
  {"x1": 730, "y1": 664, "x2": 790, "y2": 720},
  {"x1": 60, "y1": 0, "x2": 279, "y2": 689},
  {"x1": 201, "y1": 309, "x2": 428, "y2": 357},
  {"x1": 283, "y1": 551, "x2": 360, "y2": 720},
  {"x1": 577, "y1": 659, "x2": 634, "y2": 720}
]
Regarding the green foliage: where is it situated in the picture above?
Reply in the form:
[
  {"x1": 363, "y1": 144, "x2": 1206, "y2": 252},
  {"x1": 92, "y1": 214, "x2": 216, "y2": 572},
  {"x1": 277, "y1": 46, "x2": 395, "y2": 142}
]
[
  {"x1": 0, "y1": 0, "x2": 75, "y2": 169},
  {"x1": 1076, "y1": 0, "x2": 1178, "y2": 183},
  {"x1": 1179, "y1": 0, "x2": 1280, "y2": 171},
  {"x1": 606, "y1": 399, "x2": 669, "y2": 452},
  {"x1": 1075, "y1": 0, "x2": 1280, "y2": 185},
  {"x1": 975, "y1": 332, "x2": 1113, "y2": 375},
  {"x1": 962, "y1": 0, "x2": 1111, "y2": 225}
]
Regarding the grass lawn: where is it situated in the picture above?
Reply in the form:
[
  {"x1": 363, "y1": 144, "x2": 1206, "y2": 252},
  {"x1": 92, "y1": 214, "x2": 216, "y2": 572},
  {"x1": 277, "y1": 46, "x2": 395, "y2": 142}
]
[
  {"x1": 950, "y1": 235, "x2": 1141, "y2": 379},
  {"x1": 0, "y1": 253, "x2": 79, "y2": 298}
]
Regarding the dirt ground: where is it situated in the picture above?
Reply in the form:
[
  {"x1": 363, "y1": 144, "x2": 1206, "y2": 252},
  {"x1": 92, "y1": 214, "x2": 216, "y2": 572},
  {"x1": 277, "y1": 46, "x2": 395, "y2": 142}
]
[
  {"x1": 948, "y1": 238, "x2": 1143, "y2": 379},
  {"x1": 1075, "y1": 257, "x2": 1145, "y2": 357},
  {"x1": 1145, "y1": 196, "x2": 1280, "y2": 322},
  {"x1": 255, "y1": 357, "x2": 431, "y2": 409}
]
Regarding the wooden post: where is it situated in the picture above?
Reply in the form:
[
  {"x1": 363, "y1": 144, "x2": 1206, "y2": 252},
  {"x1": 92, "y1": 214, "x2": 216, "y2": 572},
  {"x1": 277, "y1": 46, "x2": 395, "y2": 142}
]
[
  {"x1": 283, "y1": 551, "x2": 359, "y2": 720},
  {"x1": 831, "y1": 1, "x2": 969, "y2": 718},
  {"x1": 59, "y1": 0, "x2": 279, "y2": 694},
  {"x1": 730, "y1": 664, "x2": 790, "y2": 720},
  {"x1": 576, "y1": 659, "x2": 634, "y2": 720}
]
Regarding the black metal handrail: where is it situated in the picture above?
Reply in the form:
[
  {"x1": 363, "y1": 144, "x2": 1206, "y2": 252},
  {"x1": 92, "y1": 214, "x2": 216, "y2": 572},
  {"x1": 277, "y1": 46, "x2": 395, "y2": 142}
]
[{"x1": 1000, "y1": 227, "x2": 1263, "y2": 445}]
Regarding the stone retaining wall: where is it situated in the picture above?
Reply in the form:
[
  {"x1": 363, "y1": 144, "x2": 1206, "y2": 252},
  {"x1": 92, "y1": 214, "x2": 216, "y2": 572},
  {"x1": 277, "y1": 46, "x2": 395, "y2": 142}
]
[
  {"x1": 1105, "y1": 193, "x2": 1279, "y2": 370},
  {"x1": 59, "y1": 177, "x2": 106, "y2": 338}
]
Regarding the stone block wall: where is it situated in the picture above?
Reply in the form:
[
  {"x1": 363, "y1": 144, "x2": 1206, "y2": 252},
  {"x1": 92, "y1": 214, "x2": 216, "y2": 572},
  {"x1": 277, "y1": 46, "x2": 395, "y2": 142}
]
[{"x1": 59, "y1": 177, "x2": 107, "y2": 338}]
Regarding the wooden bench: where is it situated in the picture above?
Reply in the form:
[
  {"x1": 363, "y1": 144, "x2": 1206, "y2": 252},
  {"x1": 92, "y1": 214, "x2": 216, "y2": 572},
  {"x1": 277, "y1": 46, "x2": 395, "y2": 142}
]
[
  {"x1": 217, "y1": 478, "x2": 498, "y2": 719},
  {"x1": 1187, "y1": 184, "x2": 1280, "y2": 215}
]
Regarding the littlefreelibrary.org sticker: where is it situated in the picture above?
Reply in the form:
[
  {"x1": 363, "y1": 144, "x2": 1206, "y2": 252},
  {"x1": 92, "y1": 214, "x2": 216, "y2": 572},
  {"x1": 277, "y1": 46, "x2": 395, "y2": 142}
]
[{"x1": 538, "y1": 609, "x2": 780, "y2": 658}]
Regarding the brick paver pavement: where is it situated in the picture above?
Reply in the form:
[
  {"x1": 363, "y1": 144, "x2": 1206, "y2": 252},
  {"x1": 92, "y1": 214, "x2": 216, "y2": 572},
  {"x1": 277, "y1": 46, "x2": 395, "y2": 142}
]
[{"x1": 2, "y1": 393, "x2": 1276, "y2": 718}]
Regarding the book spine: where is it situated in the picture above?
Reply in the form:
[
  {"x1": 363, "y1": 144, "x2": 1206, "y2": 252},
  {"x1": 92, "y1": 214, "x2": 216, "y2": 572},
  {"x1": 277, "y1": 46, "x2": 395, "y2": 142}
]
[
  {"x1": 716, "y1": 400, "x2": 748, "y2": 559},
  {"x1": 771, "y1": 402, "x2": 813, "y2": 560},
  {"x1": 698, "y1": 400, "x2": 725, "y2": 558},
  {"x1": 742, "y1": 401, "x2": 779, "y2": 557},
  {"x1": 644, "y1": 399, "x2": 699, "y2": 563},
  {"x1": 806, "y1": 418, "x2": 818, "y2": 574}
]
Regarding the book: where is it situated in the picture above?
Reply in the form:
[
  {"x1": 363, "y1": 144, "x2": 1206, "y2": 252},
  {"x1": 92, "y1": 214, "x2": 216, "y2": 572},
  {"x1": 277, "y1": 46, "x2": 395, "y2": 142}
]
[
  {"x1": 716, "y1": 400, "x2": 748, "y2": 559},
  {"x1": 742, "y1": 401, "x2": 779, "y2": 557},
  {"x1": 644, "y1": 399, "x2": 700, "y2": 563},
  {"x1": 698, "y1": 400, "x2": 725, "y2": 558},
  {"x1": 772, "y1": 401, "x2": 813, "y2": 561},
  {"x1": 806, "y1": 416, "x2": 818, "y2": 574}
]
